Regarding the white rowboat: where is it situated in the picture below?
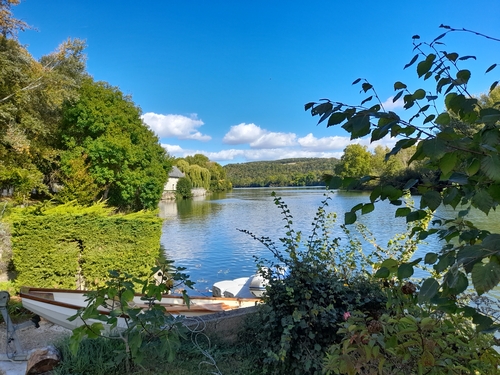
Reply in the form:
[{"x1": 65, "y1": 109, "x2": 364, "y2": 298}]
[{"x1": 20, "y1": 287, "x2": 260, "y2": 330}]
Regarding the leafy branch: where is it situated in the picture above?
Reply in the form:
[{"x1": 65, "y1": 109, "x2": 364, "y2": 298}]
[{"x1": 306, "y1": 27, "x2": 500, "y2": 329}]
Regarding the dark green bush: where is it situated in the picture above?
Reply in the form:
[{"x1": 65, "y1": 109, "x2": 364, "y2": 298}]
[
  {"x1": 257, "y1": 267, "x2": 385, "y2": 375},
  {"x1": 176, "y1": 177, "x2": 193, "y2": 199},
  {"x1": 240, "y1": 194, "x2": 386, "y2": 375}
]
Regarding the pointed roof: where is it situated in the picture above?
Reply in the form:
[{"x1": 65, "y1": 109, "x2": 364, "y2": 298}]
[{"x1": 169, "y1": 166, "x2": 185, "y2": 178}]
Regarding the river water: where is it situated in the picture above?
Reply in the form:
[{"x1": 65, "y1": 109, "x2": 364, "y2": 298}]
[{"x1": 159, "y1": 187, "x2": 500, "y2": 295}]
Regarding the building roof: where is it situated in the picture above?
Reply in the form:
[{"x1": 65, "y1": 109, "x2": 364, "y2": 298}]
[{"x1": 169, "y1": 165, "x2": 185, "y2": 178}]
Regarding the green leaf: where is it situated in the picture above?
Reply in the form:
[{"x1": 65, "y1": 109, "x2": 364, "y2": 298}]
[
  {"x1": 361, "y1": 203, "x2": 374, "y2": 215},
  {"x1": 445, "y1": 52, "x2": 458, "y2": 61},
  {"x1": 482, "y1": 234, "x2": 500, "y2": 252},
  {"x1": 344, "y1": 211, "x2": 357, "y2": 225},
  {"x1": 404, "y1": 54, "x2": 419, "y2": 70},
  {"x1": 435, "y1": 112, "x2": 450, "y2": 125},
  {"x1": 406, "y1": 210, "x2": 428, "y2": 223},
  {"x1": 490, "y1": 81, "x2": 499, "y2": 92},
  {"x1": 362, "y1": 82, "x2": 373, "y2": 92},
  {"x1": 417, "y1": 54, "x2": 435, "y2": 77},
  {"x1": 422, "y1": 138, "x2": 447, "y2": 160},
  {"x1": 412, "y1": 89, "x2": 426, "y2": 100},
  {"x1": 472, "y1": 312, "x2": 494, "y2": 332},
  {"x1": 452, "y1": 272, "x2": 469, "y2": 294},
  {"x1": 395, "y1": 207, "x2": 411, "y2": 217},
  {"x1": 344, "y1": 114, "x2": 371, "y2": 139},
  {"x1": 457, "y1": 245, "x2": 489, "y2": 272},
  {"x1": 381, "y1": 185, "x2": 403, "y2": 201},
  {"x1": 423, "y1": 114, "x2": 435, "y2": 124},
  {"x1": 481, "y1": 155, "x2": 500, "y2": 181},
  {"x1": 393, "y1": 90, "x2": 404, "y2": 102},
  {"x1": 424, "y1": 253, "x2": 438, "y2": 265},
  {"x1": 421, "y1": 190, "x2": 441, "y2": 211},
  {"x1": 466, "y1": 158, "x2": 480, "y2": 176},
  {"x1": 458, "y1": 55, "x2": 476, "y2": 61},
  {"x1": 455, "y1": 69, "x2": 471, "y2": 85},
  {"x1": 439, "y1": 152, "x2": 457, "y2": 176},
  {"x1": 325, "y1": 175, "x2": 342, "y2": 189},
  {"x1": 361, "y1": 96, "x2": 373, "y2": 105},
  {"x1": 432, "y1": 33, "x2": 447, "y2": 44},
  {"x1": 485, "y1": 63, "x2": 497, "y2": 74},
  {"x1": 380, "y1": 258, "x2": 399, "y2": 272},
  {"x1": 327, "y1": 112, "x2": 346, "y2": 126},
  {"x1": 437, "y1": 77, "x2": 452, "y2": 93},
  {"x1": 394, "y1": 81, "x2": 407, "y2": 90},
  {"x1": 374, "y1": 267, "x2": 390, "y2": 278},
  {"x1": 471, "y1": 260, "x2": 500, "y2": 295},
  {"x1": 304, "y1": 102, "x2": 315, "y2": 111},
  {"x1": 121, "y1": 289, "x2": 134, "y2": 303},
  {"x1": 442, "y1": 187, "x2": 461, "y2": 208},
  {"x1": 418, "y1": 278, "x2": 440, "y2": 304},
  {"x1": 434, "y1": 252, "x2": 455, "y2": 273},
  {"x1": 397, "y1": 263, "x2": 414, "y2": 279},
  {"x1": 472, "y1": 190, "x2": 495, "y2": 215},
  {"x1": 352, "y1": 203, "x2": 364, "y2": 212}
]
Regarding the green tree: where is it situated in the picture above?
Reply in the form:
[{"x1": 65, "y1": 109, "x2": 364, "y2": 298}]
[
  {"x1": 184, "y1": 153, "x2": 210, "y2": 168},
  {"x1": 178, "y1": 154, "x2": 232, "y2": 192},
  {"x1": 175, "y1": 177, "x2": 192, "y2": 199},
  {"x1": 55, "y1": 149, "x2": 101, "y2": 205},
  {"x1": 334, "y1": 144, "x2": 371, "y2": 178},
  {"x1": 59, "y1": 79, "x2": 172, "y2": 211},
  {"x1": 184, "y1": 164, "x2": 210, "y2": 189},
  {"x1": 479, "y1": 85, "x2": 500, "y2": 108},
  {"x1": 371, "y1": 145, "x2": 404, "y2": 178},
  {"x1": 306, "y1": 26, "x2": 500, "y2": 327},
  {"x1": 0, "y1": 36, "x2": 87, "y2": 200}
]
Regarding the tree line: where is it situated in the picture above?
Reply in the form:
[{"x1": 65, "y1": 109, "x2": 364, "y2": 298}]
[{"x1": 223, "y1": 157, "x2": 338, "y2": 187}]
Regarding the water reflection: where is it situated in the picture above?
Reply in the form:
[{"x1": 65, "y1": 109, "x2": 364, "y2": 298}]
[{"x1": 159, "y1": 187, "x2": 500, "y2": 295}]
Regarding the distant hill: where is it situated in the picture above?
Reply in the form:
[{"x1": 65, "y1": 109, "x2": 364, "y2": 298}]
[{"x1": 224, "y1": 158, "x2": 339, "y2": 187}]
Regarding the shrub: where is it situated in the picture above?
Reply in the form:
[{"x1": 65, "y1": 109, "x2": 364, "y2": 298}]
[
  {"x1": 176, "y1": 177, "x2": 193, "y2": 199},
  {"x1": 240, "y1": 194, "x2": 386, "y2": 374},
  {"x1": 324, "y1": 292, "x2": 500, "y2": 374},
  {"x1": 7, "y1": 201, "x2": 163, "y2": 289}
]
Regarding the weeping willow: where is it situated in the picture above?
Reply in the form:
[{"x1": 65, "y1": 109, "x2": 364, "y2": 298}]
[{"x1": 186, "y1": 165, "x2": 210, "y2": 189}]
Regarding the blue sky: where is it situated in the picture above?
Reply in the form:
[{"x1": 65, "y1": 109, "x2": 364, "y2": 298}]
[{"x1": 14, "y1": 0, "x2": 500, "y2": 165}]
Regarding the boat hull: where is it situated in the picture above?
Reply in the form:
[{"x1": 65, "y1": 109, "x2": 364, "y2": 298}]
[{"x1": 20, "y1": 287, "x2": 260, "y2": 331}]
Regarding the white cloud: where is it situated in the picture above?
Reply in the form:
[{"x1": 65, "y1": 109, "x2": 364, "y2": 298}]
[
  {"x1": 358, "y1": 136, "x2": 397, "y2": 151},
  {"x1": 297, "y1": 133, "x2": 351, "y2": 151},
  {"x1": 250, "y1": 132, "x2": 297, "y2": 148},
  {"x1": 222, "y1": 123, "x2": 265, "y2": 144},
  {"x1": 142, "y1": 112, "x2": 211, "y2": 141},
  {"x1": 238, "y1": 149, "x2": 342, "y2": 161},
  {"x1": 223, "y1": 123, "x2": 297, "y2": 149},
  {"x1": 161, "y1": 144, "x2": 184, "y2": 154},
  {"x1": 381, "y1": 96, "x2": 404, "y2": 111}
]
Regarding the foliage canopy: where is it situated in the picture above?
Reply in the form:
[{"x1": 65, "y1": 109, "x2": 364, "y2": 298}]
[{"x1": 306, "y1": 26, "x2": 500, "y2": 328}]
